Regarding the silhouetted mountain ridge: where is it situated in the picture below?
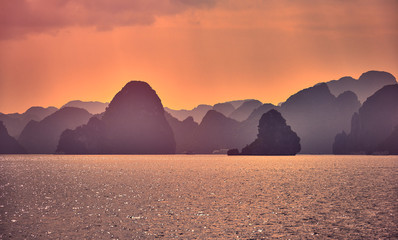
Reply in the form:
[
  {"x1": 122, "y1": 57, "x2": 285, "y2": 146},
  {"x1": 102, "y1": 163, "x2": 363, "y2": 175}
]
[
  {"x1": 62, "y1": 100, "x2": 109, "y2": 114},
  {"x1": 333, "y1": 84, "x2": 398, "y2": 154},
  {"x1": 165, "y1": 99, "x2": 263, "y2": 124},
  {"x1": 57, "y1": 81, "x2": 176, "y2": 154},
  {"x1": 1, "y1": 70, "x2": 395, "y2": 155},
  {"x1": 191, "y1": 110, "x2": 241, "y2": 153},
  {"x1": 228, "y1": 100, "x2": 262, "y2": 122},
  {"x1": 0, "y1": 106, "x2": 58, "y2": 138},
  {"x1": 18, "y1": 107, "x2": 92, "y2": 153},
  {"x1": 325, "y1": 70, "x2": 396, "y2": 102},
  {"x1": 279, "y1": 83, "x2": 360, "y2": 153}
]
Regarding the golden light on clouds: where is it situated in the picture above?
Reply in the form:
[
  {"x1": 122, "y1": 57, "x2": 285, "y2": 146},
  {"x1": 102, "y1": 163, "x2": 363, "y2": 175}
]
[{"x1": 0, "y1": 0, "x2": 397, "y2": 113}]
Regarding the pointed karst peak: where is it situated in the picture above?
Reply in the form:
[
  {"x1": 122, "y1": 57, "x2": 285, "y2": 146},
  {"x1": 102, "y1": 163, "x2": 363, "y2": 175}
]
[
  {"x1": 285, "y1": 83, "x2": 334, "y2": 103},
  {"x1": 336, "y1": 90, "x2": 358, "y2": 100},
  {"x1": 57, "y1": 80, "x2": 176, "y2": 154},
  {"x1": 103, "y1": 81, "x2": 164, "y2": 122},
  {"x1": 202, "y1": 110, "x2": 227, "y2": 122},
  {"x1": 281, "y1": 83, "x2": 335, "y2": 112},
  {"x1": 122, "y1": 80, "x2": 153, "y2": 92},
  {"x1": 200, "y1": 110, "x2": 239, "y2": 127}
]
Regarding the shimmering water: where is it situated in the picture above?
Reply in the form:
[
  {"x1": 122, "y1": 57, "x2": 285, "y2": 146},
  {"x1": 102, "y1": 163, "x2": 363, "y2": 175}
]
[{"x1": 0, "y1": 155, "x2": 397, "y2": 239}]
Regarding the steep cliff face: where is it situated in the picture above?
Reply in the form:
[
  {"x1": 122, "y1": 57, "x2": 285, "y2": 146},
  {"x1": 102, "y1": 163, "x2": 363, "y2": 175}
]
[
  {"x1": 333, "y1": 84, "x2": 398, "y2": 154},
  {"x1": 0, "y1": 121, "x2": 26, "y2": 154},
  {"x1": 165, "y1": 113, "x2": 198, "y2": 153},
  {"x1": 280, "y1": 83, "x2": 359, "y2": 154},
  {"x1": 241, "y1": 109, "x2": 300, "y2": 155},
  {"x1": 335, "y1": 91, "x2": 361, "y2": 133},
  {"x1": 57, "y1": 81, "x2": 176, "y2": 154},
  {"x1": 18, "y1": 107, "x2": 92, "y2": 153}
]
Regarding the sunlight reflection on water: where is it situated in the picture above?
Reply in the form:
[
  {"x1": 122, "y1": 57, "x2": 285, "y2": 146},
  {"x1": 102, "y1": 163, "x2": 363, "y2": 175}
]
[{"x1": 0, "y1": 154, "x2": 397, "y2": 239}]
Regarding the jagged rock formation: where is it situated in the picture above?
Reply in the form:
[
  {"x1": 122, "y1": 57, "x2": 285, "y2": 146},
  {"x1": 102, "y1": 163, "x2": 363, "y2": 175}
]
[
  {"x1": 0, "y1": 121, "x2": 26, "y2": 154},
  {"x1": 335, "y1": 91, "x2": 362, "y2": 132},
  {"x1": 57, "y1": 117, "x2": 105, "y2": 154},
  {"x1": 165, "y1": 113, "x2": 198, "y2": 153},
  {"x1": 0, "y1": 106, "x2": 58, "y2": 138},
  {"x1": 191, "y1": 110, "x2": 240, "y2": 153},
  {"x1": 164, "y1": 82, "x2": 360, "y2": 154},
  {"x1": 228, "y1": 100, "x2": 262, "y2": 122},
  {"x1": 326, "y1": 70, "x2": 397, "y2": 102},
  {"x1": 62, "y1": 100, "x2": 109, "y2": 114},
  {"x1": 240, "y1": 109, "x2": 300, "y2": 155},
  {"x1": 18, "y1": 107, "x2": 92, "y2": 153},
  {"x1": 164, "y1": 105, "x2": 212, "y2": 123},
  {"x1": 57, "y1": 81, "x2": 176, "y2": 154},
  {"x1": 333, "y1": 84, "x2": 398, "y2": 154},
  {"x1": 164, "y1": 99, "x2": 261, "y2": 124},
  {"x1": 280, "y1": 83, "x2": 360, "y2": 154}
]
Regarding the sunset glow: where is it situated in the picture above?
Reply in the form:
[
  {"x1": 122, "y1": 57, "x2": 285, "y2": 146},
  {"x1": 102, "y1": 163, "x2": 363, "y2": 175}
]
[{"x1": 1, "y1": 0, "x2": 397, "y2": 113}]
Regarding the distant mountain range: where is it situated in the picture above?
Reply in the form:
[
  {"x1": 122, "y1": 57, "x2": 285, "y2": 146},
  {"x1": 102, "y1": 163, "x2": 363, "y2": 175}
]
[
  {"x1": 0, "y1": 106, "x2": 58, "y2": 138},
  {"x1": 164, "y1": 99, "x2": 262, "y2": 123},
  {"x1": 18, "y1": 107, "x2": 92, "y2": 153},
  {"x1": 0, "y1": 70, "x2": 396, "y2": 155},
  {"x1": 324, "y1": 70, "x2": 396, "y2": 103},
  {"x1": 61, "y1": 100, "x2": 109, "y2": 114}
]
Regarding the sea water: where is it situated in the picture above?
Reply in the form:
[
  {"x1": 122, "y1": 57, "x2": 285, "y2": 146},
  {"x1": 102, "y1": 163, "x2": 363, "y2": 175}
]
[{"x1": 0, "y1": 155, "x2": 397, "y2": 239}]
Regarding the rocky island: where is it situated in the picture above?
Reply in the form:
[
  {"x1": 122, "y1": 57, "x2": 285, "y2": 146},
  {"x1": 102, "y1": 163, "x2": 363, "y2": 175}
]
[{"x1": 228, "y1": 109, "x2": 301, "y2": 155}]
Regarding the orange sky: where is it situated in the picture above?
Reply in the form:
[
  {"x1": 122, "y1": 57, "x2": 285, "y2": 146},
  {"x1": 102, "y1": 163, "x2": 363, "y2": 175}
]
[{"x1": 0, "y1": 0, "x2": 397, "y2": 114}]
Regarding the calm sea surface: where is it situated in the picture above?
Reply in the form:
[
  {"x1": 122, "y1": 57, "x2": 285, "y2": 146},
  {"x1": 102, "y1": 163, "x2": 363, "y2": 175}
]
[{"x1": 0, "y1": 155, "x2": 397, "y2": 239}]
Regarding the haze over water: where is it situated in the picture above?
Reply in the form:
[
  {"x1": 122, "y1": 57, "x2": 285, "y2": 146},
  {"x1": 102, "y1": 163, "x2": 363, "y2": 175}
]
[{"x1": 0, "y1": 155, "x2": 397, "y2": 239}]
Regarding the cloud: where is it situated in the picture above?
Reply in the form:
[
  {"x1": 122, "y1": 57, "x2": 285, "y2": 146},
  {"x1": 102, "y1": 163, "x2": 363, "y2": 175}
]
[
  {"x1": 1, "y1": 0, "x2": 397, "y2": 40},
  {"x1": 0, "y1": 0, "x2": 216, "y2": 39}
]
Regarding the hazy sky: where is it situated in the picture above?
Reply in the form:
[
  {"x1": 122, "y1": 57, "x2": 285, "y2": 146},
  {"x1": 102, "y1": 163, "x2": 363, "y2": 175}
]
[{"x1": 1, "y1": 0, "x2": 397, "y2": 113}]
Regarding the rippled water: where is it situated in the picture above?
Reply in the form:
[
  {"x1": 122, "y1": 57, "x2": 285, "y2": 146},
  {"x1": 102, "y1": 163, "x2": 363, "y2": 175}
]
[{"x1": 0, "y1": 155, "x2": 397, "y2": 239}]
